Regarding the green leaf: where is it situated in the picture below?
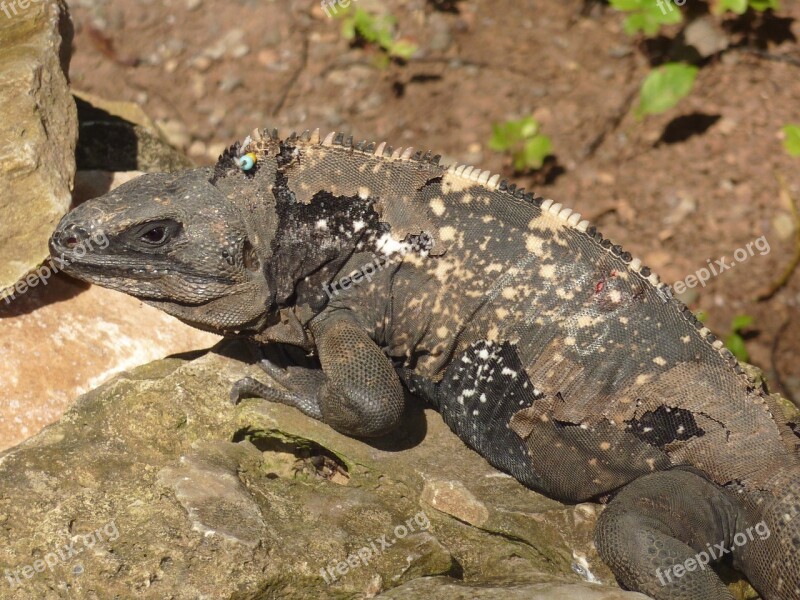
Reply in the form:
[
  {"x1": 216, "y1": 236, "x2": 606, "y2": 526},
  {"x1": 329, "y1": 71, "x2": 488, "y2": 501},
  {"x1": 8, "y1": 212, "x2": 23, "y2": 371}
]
[
  {"x1": 338, "y1": 8, "x2": 414, "y2": 60},
  {"x1": 489, "y1": 117, "x2": 552, "y2": 172},
  {"x1": 715, "y1": 0, "x2": 748, "y2": 13},
  {"x1": 635, "y1": 63, "x2": 698, "y2": 118},
  {"x1": 624, "y1": 14, "x2": 655, "y2": 36},
  {"x1": 782, "y1": 124, "x2": 800, "y2": 157},
  {"x1": 518, "y1": 116, "x2": 540, "y2": 139},
  {"x1": 489, "y1": 119, "x2": 529, "y2": 151},
  {"x1": 730, "y1": 314, "x2": 754, "y2": 331},
  {"x1": 611, "y1": 0, "x2": 682, "y2": 36},
  {"x1": 725, "y1": 333, "x2": 749, "y2": 362},
  {"x1": 489, "y1": 125, "x2": 512, "y2": 152},
  {"x1": 520, "y1": 136, "x2": 552, "y2": 170},
  {"x1": 748, "y1": 0, "x2": 780, "y2": 10},
  {"x1": 714, "y1": 0, "x2": 778, "y2": 13},
  {"x1": 695, "y1": 310, "x2": 708, "y2": 322},
  {"x1": 609, "y1": 0, "x2": 643, "y2": 10},
  {"x1": 388, "y1": 40, "x2": 417, "y2": 59}
]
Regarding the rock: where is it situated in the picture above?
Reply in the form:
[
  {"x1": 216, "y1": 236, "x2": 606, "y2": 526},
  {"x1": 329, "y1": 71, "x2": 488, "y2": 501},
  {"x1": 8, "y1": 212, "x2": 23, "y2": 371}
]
[
  {"x1": 681, "y1": 16, "x2": 729, "y2": 59},
  {"x1": 377, "y1": 578, "x2": 651, "y2": 599},
  {"x1": 0, "y1": 170, "x2": 221, "y2": 452},
  {"x1": 156, "y1": 119, "x2": 192, "y2": 152},
  {"x1": 0, "y1": 342, "x2": 632, "y2": 599},
  {"x1": 74, "y1": 90, "x2": 194, "y2": 172},
  {"x1": 0, "y1": 271, "x2": 221, "y2": 453},
  {"x1": 0, "y1": 0, "x2": 77, "y2": 300}
]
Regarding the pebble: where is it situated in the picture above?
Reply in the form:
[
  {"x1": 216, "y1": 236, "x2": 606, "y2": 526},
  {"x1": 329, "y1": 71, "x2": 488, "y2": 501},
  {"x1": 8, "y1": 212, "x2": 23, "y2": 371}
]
[
  {"x1": 157, "y1": 119, "x2": 191, "y2": 151},
  {"x1": 683, "y1": 16, "x2": 729, "y2": 58},
  {"x1": 230, "y1": 44, "x2": 251, "y2": 59},
  {"x1": 190, "y1": 56, "x2": 212, "y2": 72},
  {"x1": 188, "y1": 140, "x2": 208, "y2": 157},
  {"x1": 773, "y1": 213, "x2": 796, "y2": 241},
  {"x1": 207, "y1": 143, "x2": 229, "y2": 161},
  {"x1": 218, "y1": 76, "x2": 243, "y2": 93}
]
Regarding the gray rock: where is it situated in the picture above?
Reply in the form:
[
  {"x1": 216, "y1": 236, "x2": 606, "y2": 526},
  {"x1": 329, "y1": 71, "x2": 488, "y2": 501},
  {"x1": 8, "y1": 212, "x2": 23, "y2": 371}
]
[
  {"x1": 0, "y1": 341, "x2": 632, "y2": 599},
  {"x1": 74, "y1": 90, "x2": 194, "y2": 173},
  {"x1": 377, "y1": 578, "x2": 652, "y2": 599},
  {"x1": 0, "y1": 0, "x2": 77, "y2": 301}
]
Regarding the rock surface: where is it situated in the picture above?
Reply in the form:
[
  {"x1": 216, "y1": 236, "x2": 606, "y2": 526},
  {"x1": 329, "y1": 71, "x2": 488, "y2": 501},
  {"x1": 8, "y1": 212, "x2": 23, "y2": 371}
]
[
  {"x1": 0, "y1": 342, "x2": 646, "y2": 599},
  {"x1": 380, "y1": 578, "x2": 652, "y2": 599},
  {"x1": 0, "y1": 0, "x2": 77, "y2": 299},
  {"x1": 0, "y1": 171, "x2": 220, "y2": 452},
  {"x1": 74, "y1": 90, "x2": 194, "y2": 173}
]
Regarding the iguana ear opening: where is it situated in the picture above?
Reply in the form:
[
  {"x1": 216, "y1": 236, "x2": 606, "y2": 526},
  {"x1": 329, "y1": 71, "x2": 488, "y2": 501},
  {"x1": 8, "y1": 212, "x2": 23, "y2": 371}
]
[{"x1": 243, "y1": 240, "x2": 260, "y2": 272}]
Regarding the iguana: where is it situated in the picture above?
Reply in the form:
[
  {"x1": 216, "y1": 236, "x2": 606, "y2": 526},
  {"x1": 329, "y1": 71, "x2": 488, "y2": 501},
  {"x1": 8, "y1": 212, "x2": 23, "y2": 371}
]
[{"x1": 50, "y1": 127, "x2": 800, "y2": 600}]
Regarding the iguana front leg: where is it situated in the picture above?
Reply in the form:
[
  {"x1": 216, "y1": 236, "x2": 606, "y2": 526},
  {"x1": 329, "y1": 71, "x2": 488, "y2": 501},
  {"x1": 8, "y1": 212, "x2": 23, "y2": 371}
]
[
  {"x1": 595, "y1": 467, "x2": 743, "y2": 600},
  {"x1": 231, "y1": 309, "x2": 405, "y2": 438}
]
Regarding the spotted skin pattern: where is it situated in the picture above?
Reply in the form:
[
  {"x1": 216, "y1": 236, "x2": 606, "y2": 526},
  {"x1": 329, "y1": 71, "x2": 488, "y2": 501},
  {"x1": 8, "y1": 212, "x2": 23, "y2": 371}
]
[{"x1": 51, "y1": 128, "x2": 800, "y2": 600}]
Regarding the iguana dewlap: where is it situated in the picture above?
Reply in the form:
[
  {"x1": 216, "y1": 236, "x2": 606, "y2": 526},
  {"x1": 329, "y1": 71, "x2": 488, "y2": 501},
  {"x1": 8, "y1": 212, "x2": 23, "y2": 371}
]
[{"x1": 51, "y1": 128, "x2": 800, "y2": 600}]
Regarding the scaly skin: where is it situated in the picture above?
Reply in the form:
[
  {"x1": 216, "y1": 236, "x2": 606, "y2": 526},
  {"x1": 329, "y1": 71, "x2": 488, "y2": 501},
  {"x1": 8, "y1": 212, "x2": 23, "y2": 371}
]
[{"x1": 51, "y1": 128, "x2": 800, "y2": 599}]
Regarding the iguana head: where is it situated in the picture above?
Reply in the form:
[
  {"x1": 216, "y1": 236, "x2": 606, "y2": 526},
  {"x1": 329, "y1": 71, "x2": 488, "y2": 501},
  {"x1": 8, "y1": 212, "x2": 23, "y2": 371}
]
[{"x1": 50, "y1": 158, "x2": 277, "y2": 335}]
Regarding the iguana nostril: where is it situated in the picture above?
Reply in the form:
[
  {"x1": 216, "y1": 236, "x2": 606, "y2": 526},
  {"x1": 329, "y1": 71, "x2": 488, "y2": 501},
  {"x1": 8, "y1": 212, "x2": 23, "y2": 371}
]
[{"x1": 57, "y1": 224, "x2": 90, "y2": 250}]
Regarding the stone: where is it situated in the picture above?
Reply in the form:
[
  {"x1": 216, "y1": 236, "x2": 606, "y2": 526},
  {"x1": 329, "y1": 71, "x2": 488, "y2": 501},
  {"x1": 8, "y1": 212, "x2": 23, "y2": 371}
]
[
  {"x1": 0, "y1": 0, "x2": 77, "y2": 300},
  {"x1": 378, "y1": 578, "x2": 652, "y2": 599},
  {"x1": 0, "y1": 170, "x2": 220, "y2": 452},
  {"x1": 73, "y1": 90, "x2": 194, "y2": 172},
  {"x1": 0, "y1": 342, "x2": 630, "y2": 598}
]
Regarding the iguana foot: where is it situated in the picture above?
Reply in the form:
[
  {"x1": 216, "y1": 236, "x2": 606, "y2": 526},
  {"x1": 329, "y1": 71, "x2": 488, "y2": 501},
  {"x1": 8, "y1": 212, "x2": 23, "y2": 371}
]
[
  {"x1": 230, "y1": 362, "x2": 325, "y2": 420},
  {"x1": 231, "y1": 310, "x2": 405, "y2": 438},
  {"x1": 595, "y1": 468, "x2": 741, "y2": 600}
]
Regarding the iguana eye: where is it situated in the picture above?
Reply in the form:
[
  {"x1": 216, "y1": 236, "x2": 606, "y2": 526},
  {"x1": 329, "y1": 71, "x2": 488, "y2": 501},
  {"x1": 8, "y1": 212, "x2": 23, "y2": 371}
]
[
  {"x1": 130, "y1": 220, "x2": 181, "y2": 248},
  {"x1": 141, "y1": 226, "x2": 168, "y2": 245}
]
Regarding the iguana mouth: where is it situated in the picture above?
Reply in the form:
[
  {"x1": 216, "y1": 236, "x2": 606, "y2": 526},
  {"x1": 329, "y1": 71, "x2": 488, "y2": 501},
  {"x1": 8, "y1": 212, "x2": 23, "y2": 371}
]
[{"x1": 56, "y1": 253, "x2": 239, "y2": 286}]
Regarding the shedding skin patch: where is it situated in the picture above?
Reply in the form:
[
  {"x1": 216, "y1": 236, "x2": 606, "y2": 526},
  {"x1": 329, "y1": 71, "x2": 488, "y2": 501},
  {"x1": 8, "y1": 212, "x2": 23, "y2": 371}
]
[{"x1": 625, "y1": 406, "x2": 705, "y2": 449}]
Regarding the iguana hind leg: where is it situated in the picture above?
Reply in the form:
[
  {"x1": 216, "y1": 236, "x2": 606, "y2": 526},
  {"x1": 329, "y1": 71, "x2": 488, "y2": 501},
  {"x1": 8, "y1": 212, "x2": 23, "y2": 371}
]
[
  {"x1": 595, "y1": 467, "x2": 742, "y2": 600},
  {"x1": 232, "y1": 310, "x2": 405, "y2": 438}
]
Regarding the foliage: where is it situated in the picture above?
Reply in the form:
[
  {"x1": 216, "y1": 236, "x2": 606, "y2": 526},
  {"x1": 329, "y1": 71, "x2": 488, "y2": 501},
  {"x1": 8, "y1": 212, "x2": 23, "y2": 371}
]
[
  {"x1": 489, "y1": 117, "x2": 553, "y2": 173},
  {"x1": 725, "y1": 314, "x2": 754, "y2": 362},
  {"x1": 635, "y1": 63, "x2": 698, "y2": 118},
  {"x1": 338, "y1": 7, "x2": 417, "y2": 61},
  {"x1": 609, "y1": 0, "x2": 682, "y2": 36},
  {"x1": 782, "y1": 124, "x2": 800, "y2": 157},
  {"x1": 712, "y1": 0, "x2": 780, "y2": 15},
  {"x1": 610, "y1": 0, "x2": 781, "y2": 37}
]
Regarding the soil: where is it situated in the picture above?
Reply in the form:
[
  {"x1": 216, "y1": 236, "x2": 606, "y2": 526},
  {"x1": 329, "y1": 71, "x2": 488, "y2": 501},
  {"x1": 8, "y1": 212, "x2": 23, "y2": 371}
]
[{"x1": 66, "y1": 0, "x2": 800, "y2": 402}]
